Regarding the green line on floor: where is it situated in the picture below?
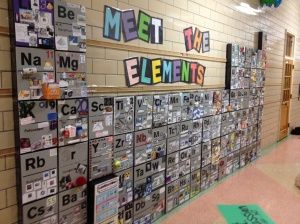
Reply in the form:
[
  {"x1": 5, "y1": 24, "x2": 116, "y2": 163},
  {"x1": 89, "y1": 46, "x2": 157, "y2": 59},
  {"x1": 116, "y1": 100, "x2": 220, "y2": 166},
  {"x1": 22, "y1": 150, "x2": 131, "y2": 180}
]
[{"x1": 218, "y1": 204, "x2": 275, "y2": 224}]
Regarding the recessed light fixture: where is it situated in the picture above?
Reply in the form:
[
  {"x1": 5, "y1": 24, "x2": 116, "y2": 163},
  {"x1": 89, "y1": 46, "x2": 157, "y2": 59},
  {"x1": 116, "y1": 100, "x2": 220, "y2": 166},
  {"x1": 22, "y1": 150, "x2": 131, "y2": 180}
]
[{"x1": 235, "y1": 2, "x2": 262, "y2": 15}]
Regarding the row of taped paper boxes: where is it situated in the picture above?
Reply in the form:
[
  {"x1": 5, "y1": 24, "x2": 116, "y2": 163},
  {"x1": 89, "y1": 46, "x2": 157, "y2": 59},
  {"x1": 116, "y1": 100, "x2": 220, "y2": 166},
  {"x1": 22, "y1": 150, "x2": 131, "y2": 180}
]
[{"x1": 19, "y1": 89, "x2": 263, "y2": 224}]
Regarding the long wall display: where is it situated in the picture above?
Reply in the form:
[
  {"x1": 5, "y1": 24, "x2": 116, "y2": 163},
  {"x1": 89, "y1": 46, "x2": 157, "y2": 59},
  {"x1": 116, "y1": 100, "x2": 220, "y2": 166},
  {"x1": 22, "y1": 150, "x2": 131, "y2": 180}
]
[
  {"x1": 11, "y1": 1, "x2": 265, "y2": 224},
  {"x1": 11, "y1": 0, "x2": 89, "y2": 223}
]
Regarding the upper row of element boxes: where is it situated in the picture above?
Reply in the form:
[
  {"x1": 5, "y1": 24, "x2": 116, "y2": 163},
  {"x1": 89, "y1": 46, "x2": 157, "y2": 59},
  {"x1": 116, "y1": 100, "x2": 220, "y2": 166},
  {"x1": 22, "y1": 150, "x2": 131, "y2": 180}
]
[
  {"x1": 15, "y1": 47, "x2": 86, "y2": 100},
  {"x1": 228, "y1": 44, "x2": 266, "y2": 69},
  {"x1": 13, "y1": 0, "x2": 86, "y2": 51}
]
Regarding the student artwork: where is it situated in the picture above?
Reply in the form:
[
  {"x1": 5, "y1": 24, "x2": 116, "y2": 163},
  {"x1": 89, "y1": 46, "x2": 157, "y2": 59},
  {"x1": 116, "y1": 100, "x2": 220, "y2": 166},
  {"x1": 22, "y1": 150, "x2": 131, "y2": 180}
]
[
  {"x1": 212, "y1": 90, "x2": 222, "y2": 115},
  {"x1": 16, "y1": 47, "x2": 56, "y2": 100},
  {"x1": 202, "y1": 117, "x2": 212, "y2": 142},
  {"x1": 13, "y1": 0, "x2": 55, "y2": 48},
  {"x1": 58, "y1": 98, "x2": 88, "y2": 119},
  {"x1": 124, "y1": 57, "x2": 206, "y2": 87},
  {"x1": 183, "y1": 27, "x2": 210, "y2": 53},
  {"x1": 225, "y1": 153, "x2": 234, "y2": 175},
  {"x1": 152, "y1": 94, "x2": 169, "y2": 128},
  {"x1": 89, "y1": 136, "x2": 113, "y2": 180},
  {"x1": 19, "y1": 100, "x2": 58, "y2": 154},
  {"x1": 114, "y1": 97, "x2": 134, "y2": 134},
  {"x1": 203, "y1": 91, "x2": 214, "y2": 117},
  {"x1": 103, "y1": 6, "x2": 163, "y2": 44},
  {"x1": 118, "y1": 202, "x2": 133, "y2": 224},
  {"x1": 22, "y1": 195, "x2": 58, "y2": 224},
  {"x1": 190, "y1": 169, "x2": 201, "y2": 197},
  {"x1": 180, "y1": 121, "x2": 193, "y2": 149},
  {"x1": 134, "y1": 129, "x2": 153, "y2": 164},
  {"x1": 168, "y1": 93, "x2": 182, "y2": 124},
  {"x1": 135, "y1": 95, "x2": 153, "y2": 131},
  {"x1": 200, "y1": 164, "x2": 211, "y2": 190},
  {"x1": 19, "y1": 100, "x2": 57, "y2": 125},
  {"x1": 178, "y1": 174, "x2": 191, "y2": 205},
  {"x1": 133, "y1": 187, "x2": 165, "y2": 223},
  {"x1": 57, "y1": 72, "x2": 87, "y2": 99},
  {"x1": 115, "y1": 169, "x2": 134, "y2": 207},
  {"x1": 23, "y1": 167, "x2": 58, "y2": 204},
  {"x1": 59, "y1": 201, "x2": 87, "y2": 224},
  {"x1": 55, "y1": 51, "x2": 87, "y2": 98},
  {"x1": 113, "y1": 133, "x2": 134, "y2": 172},
  {"x1": 201, "y1": 141, "x2": 212, "y2": 168},
  {"x1": 239, "y1": 46, "x2": 246, "y2": 67},
  {"x1": 166, "y1": 178, "x2": 180, "y2": 212},
  {"x1": 192, "y1": 119, "x2": 202, "y2": 145},
  {"x1": 20, "y1": 120, "x2": 58, "y2": 154},
  {"x1": 21, "y1": 148, "x2": 58, "y2": 204},
  {"x1": 133, "y1": 170, "x2": 165, "y2": 200},
  {"x1": 181, "y1": 92, "x2": 193, "y2": 121},
  {"x1": 58, "y1": 117, "x2": 88, "y2": 146},
  {"x1": 57, "y1": 101, "x2": 88, "y2": 147},
  {"x1": 211, "y1": 115, "x2": 221, "y2": 139},
  {"x1": 190, "y1": 144, "x2": 202, "y2": 172},
  {"x1": 58, "y1": 143, "x2": 87, "y2": 192},
  {"x1": 89, "y1": 97, "x2": 114, "y2": 139},
  {"x1": 222, "y1": 90, "x2": 230, "y2": 113},
  {"x1": 55, "y1": 0, "x2": 86, "y2": 52}
]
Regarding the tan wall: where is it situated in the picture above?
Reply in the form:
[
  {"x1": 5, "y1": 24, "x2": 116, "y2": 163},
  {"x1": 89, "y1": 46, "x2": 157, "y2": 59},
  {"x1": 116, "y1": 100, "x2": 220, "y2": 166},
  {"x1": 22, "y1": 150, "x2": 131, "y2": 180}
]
[{"x1": 0, "y1": 0, "x2": 300, "y2": 223}]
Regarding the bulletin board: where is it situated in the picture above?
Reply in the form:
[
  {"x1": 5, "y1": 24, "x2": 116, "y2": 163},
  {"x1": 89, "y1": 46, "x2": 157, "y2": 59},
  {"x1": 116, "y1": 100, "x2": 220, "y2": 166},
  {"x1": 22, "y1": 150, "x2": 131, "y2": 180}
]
[
  {"x1": 10, "y1": 0, "x2": 88, "y2": 223},
  {"x1": 10, "y1": 1, "x2": 265, "y2": 224}
]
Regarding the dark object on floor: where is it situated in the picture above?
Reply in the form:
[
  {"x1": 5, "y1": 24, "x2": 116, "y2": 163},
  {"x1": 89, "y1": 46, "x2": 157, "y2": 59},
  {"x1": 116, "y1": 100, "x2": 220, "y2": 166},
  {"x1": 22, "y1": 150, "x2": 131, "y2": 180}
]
[
  {"x1": 296, "y1": 173, "x2": 300, "y2": 189},
  {"x1": 291, "y1": 127, "x2": 300, "y2": 135}
]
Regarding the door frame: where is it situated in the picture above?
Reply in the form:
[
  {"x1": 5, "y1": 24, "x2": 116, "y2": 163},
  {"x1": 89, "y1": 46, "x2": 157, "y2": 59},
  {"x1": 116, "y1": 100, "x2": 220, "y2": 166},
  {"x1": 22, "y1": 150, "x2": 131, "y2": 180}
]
[{"x1": 278, "y1": 30, "x2": 295, "y2": 141}]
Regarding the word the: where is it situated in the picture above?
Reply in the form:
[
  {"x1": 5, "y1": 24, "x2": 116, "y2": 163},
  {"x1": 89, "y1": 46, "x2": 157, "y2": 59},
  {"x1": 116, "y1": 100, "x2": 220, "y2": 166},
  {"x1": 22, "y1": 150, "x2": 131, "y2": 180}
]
[
  {"x1": 124, "y1": 57, "x2": 206, "y2": 87},
  {"x1": 103, "y1": 5, "x2": 163, "y2": 43},
  {"x1": 183, "y1": 27, "x2": 210, "y2": 53}
]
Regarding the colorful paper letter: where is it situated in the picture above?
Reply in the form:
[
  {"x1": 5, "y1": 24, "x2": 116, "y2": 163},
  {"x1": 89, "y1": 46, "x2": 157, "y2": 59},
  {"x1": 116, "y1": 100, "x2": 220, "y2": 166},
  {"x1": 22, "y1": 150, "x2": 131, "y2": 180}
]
[
  {"x1": 181, "y1": 60, "x2": 190, "y2": 83},
  {"x1": 193, "y1": 28, "x2": 203, "y2": 53},
  {"x1": 173, "y1": 60, "x2": 181, "y2": 82},
  {"x1": 150, "y1": 17, "x2": 163, "y2": 44},
  {"x1": 152, "y1": 59, "x2": 162, "y2": 84},
  {"x1": 138, "y1": 11, "x2": 151, "y2": 42},
  {"x1": 140, "y1": 57, "x2": 152, "y2": 85},
  {"x1": 124, "y1": 57, "x2": 140, "y2": 87},
  {"x1": 196, "y1": 64, "x2": 206, "y2": 85},
  {"x1": 202, "y1": 31, "x2": 210, "y2": 53},
  {"x1": 162, "y1": 60, "x2": 173, "y2": 83},
  {"x1": 103, "y1": 6, "x2": 121, "y2": 41},
  {"x1": 121, "y1": 10, "x2": 138, "y2": 42},
  {"x1": 190, "y1": 62, "x2": 198, "y2": 83},
  {"x1": 183, "y1": 27, "x2": 194, "y2": 52}
]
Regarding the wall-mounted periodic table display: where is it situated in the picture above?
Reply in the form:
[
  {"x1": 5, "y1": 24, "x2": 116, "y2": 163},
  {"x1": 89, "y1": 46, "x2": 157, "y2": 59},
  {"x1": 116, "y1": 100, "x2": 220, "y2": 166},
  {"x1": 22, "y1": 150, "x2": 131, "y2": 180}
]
[
  {"x1": 226, "y1": 43, "x2": 265, "y2": 169},
  {"x1": 11, "y1": 0, "x2": 266, "y2": 221},
  {"x1": 14, "y1": 87, "x2": 265, "y2": 224},
  {"x1": 10, "y1": 1, "x2": 88, "y2": 223}
]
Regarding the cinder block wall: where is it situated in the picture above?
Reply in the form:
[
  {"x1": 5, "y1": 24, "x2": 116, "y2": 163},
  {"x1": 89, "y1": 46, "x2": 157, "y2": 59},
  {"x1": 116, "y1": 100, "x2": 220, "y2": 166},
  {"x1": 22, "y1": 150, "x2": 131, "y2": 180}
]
[{"x1": 0, "y1": 0, "x2": 300, "y2": 223}]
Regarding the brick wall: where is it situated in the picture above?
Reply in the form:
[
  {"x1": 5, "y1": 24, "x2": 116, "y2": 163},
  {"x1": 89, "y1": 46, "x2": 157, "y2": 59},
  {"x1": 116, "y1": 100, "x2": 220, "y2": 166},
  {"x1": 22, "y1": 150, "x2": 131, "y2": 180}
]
[{"x1": 1, "y1": 0, "x2": 300, "y2": 223}]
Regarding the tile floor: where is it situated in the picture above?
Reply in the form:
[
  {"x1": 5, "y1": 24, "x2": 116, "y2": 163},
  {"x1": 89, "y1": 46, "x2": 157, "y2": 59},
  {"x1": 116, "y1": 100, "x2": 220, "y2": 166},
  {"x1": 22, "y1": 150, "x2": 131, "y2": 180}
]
[{"x1": 158, "y1": 136, "x2": 300, "y2": 224}]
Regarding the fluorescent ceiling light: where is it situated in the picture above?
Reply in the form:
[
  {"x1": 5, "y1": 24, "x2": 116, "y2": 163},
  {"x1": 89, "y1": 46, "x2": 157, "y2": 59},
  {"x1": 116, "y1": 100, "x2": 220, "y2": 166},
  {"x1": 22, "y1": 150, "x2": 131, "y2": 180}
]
[{"x1": 235, "y1": 2, "x2": 262, "y2": 15}]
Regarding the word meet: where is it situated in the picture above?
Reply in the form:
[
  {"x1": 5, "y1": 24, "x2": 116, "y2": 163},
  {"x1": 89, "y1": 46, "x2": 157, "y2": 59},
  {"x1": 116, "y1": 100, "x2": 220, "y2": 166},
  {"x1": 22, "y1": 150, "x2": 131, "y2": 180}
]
[
  {"x1": 103, "y1": 5, "x2": 163, "y2": 44},
  {"x1": 124, "y1": 57, "x2": 206, "y2": 87}
]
